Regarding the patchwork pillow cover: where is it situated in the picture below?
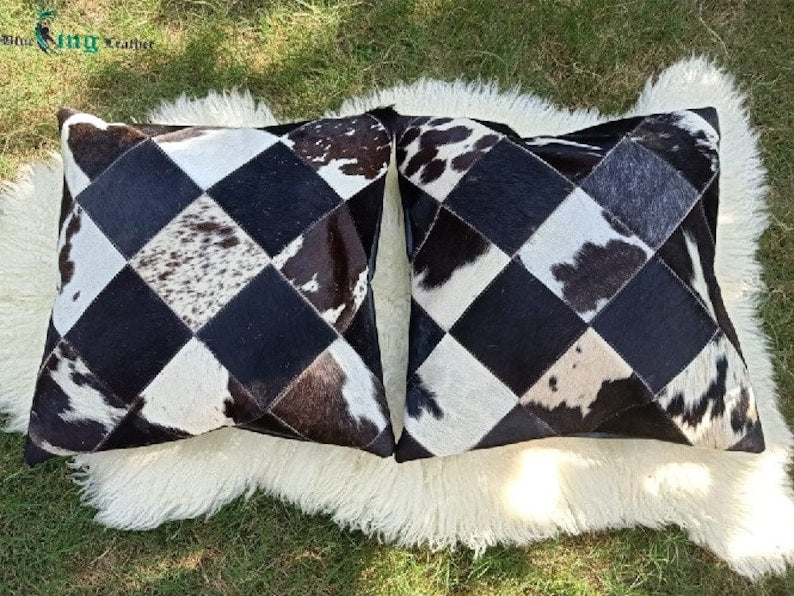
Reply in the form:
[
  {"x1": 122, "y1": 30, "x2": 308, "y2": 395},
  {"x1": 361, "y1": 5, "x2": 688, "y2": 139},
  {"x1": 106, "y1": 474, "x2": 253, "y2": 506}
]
[
  {"x1": 25, "y1": 108, "x2": 395, "y2": 465},
  {"x1": 390, "y1": 108, "x2": 765, "y2": 462}
]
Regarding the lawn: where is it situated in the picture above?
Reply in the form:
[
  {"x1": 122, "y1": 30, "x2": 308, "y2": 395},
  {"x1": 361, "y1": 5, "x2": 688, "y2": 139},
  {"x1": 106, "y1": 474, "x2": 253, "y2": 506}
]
[{"x1": 1, "y1": 0, "x2": 793, "y2": 593}]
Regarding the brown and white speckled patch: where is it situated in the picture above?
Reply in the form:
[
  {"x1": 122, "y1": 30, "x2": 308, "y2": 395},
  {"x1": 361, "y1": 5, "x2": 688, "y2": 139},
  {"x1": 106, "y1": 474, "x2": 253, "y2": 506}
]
[{"x1": 130, "y1": 194, "x2": 271, "y2": 330}]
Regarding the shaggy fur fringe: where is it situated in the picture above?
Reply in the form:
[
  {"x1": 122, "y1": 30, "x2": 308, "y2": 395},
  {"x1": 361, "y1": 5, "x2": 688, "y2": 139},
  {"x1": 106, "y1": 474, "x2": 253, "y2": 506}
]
[{"x1": 1, "y1": 57, "x2": 792, "y2": 580}]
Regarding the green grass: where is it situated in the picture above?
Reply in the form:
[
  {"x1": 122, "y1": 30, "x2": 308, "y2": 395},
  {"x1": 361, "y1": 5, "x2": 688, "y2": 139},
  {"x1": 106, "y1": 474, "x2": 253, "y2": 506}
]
[{"x1": 1, "y1": 0, "x2": 793, "y2": 593}]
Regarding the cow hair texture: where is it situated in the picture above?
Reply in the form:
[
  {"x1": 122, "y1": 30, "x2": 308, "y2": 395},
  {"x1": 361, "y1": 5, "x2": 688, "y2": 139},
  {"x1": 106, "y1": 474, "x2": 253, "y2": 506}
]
[
  {"x1": 25, "y1": 107, "x2": 396, "y2": 464},
  {"x1": 388, "y1": 105, "x2": 764, "y2": 461},
  {"x1": 0, "y1": 58, "x2": 792, "y2": 580}
]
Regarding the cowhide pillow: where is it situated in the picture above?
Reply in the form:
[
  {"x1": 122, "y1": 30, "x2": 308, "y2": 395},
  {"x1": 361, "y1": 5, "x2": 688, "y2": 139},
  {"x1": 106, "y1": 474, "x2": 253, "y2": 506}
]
[
  {"x1": 25, "y1": 108, "x2": 395, "y2": 465},
  {"x1": 389, "y1": 108, "x2": 765, "y2": 462}
]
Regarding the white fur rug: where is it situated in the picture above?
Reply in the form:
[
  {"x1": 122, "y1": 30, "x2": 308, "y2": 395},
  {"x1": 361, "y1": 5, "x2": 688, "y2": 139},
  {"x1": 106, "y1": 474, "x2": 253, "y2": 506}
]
[{"x1": 1, "y1": 57, "x2": 793, "y2": 580}]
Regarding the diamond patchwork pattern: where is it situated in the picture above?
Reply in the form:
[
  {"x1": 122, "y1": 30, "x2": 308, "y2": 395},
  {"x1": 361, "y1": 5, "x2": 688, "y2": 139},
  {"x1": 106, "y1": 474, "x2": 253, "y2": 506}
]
[
  {"x1": 26, "y1": 110, "x2": 395, "y2": 465},
  {"x1": 394, "y1": 110, "x2": 765, "y2": 461},
  {"x1": 130, "y1": 193, "x2": 271, "y2": 331},
  {"x1": 517, "y1": 187, "x2": 653, "y2": 322}
]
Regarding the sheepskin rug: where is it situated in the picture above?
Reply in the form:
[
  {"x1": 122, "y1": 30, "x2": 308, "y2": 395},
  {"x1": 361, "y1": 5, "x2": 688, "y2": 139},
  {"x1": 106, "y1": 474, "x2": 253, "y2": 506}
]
[{"x1": 1, "y1": 57, "x2": 792, "y2": 580}]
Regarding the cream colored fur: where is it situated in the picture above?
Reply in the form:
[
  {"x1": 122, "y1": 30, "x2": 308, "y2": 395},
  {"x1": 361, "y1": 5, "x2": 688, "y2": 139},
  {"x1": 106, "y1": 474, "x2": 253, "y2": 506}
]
[{"x1": 1, "y1": 59, "x2": 792, "y2": 580}]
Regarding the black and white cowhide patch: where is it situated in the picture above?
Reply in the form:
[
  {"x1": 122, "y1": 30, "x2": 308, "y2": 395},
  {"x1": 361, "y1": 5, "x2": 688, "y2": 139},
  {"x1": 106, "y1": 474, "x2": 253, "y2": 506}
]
[
  {"x1": 388, "y1": 107, "x2": 765, "y2": 461},
  {"x1": 25, "y1": 108, "x2": 395, "y2": 465}
]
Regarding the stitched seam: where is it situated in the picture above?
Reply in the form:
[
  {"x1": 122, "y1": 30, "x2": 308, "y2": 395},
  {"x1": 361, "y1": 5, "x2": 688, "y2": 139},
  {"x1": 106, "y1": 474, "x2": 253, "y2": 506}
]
[
  {"x1": 421, "y1": 329, "x2": 556, "y2": 426},
  {"x1": 499, "y1": 173, "x2": 717, "y2": 329},
  {"x1": 148, "y1": 135, "x2": 252, "y2": 194},
  {"x1": 36, "y1": 319, "x2": 61, "y2": 379},
  {"x1": 505, "y1": 190, "x2": 651, "y2": 265},
  {"x1": 501, "y1": 133, "x2": 583, "y2": 190},
  {"x1": 432, "y1": 115, "x2": 702, "y2": 264},
  {"x1": 44, "y1": 337, "x2": 169, "y2": 454},
  {"x1": 411, "y1": 134, "x2": 690, "y2": 272},
  {"x1": 92, "y1": 393, "x2": 148, "y2": 452},
  {"x1": 263, "y1": 352, "x2": 390, "y2": 447},
  {"x1": 510, "y1": 405, "x2": 559, "y2": 437},
  {"x1": 363, "y1": 111, "x2": 393, "y2": 137},
  {"x1": 399, "y1": 118, "x2": 515, "y2": 259},
  {"x1": 82, "y1": 284, "x2": 198, "y2": 452},
  {"x1": 221, "y1": 367, "x2": 308, "y2": 434},
  {"x1": 411, "y1": 195, "x2": 513, "y2": 292},
  {"x1": 190, "y1": 260, "x2": 369, "y2": 432},
  {"x1": 203, "y1": 157, "x2": 388, "y2": 269},
  {"x1": 406, "y1": 111, "x2": 721, "y2": 435},
  {"x1": 581, "y1": 396, "x2": 655, "y2": 430},
  {"x1": 540, "y1": 114, "x2": 650, "y2": 184},
  {"x1": 190, "y1": 175, "x2": 389, "y2": 419},
  {"x1": 419, "y1": 243, "x2": 510, "y2": 334},
  {"x1": 72, "y1": 143, "x2": 204, "y2": 268},
  {"x1": 589, "y1": 332, "x2": 657, "y2": 397},
  {"x1": 592, "y1": 400, "x2": 692, "y2": 445},
  {"x1": 283, "y1": 115, "x2": 392, "y2": 182},
  {"x1": 202, "y1": 245, "x2": 383, "y2": 429},
  {"x1": 44, "y1": 125, "x2": 385, "y2": 451},
  {"x1": 149, "y1": 127, "x2": 386, "y2": 332},
  {"x1": 397, "y1": 119, "x2": 507, "y2": 204},
  {"x1": 573, "y1": 189, "x2": 713, "y2": 316},
  {"x1": 694, "y1": 196, "x2": 718, "y2": 249},
  {"x1": 255, "y1": 408, "x2": 312, "y2": 442},
  {"x1": 650, "y1": 328, "x2": 721, "y2": 402},
  {"x1": 272, "y1": 264, "x2": 354, "y2": 352},
  {"x1": 395, "y1": 114, "x2": 432, "y2": 145},
  {"x1": 654, "y1": 255, "x2": 720, "y2": 323},
  {"x1": 361, "y1": 422, "x2": 394, "y2": 450},
  {"x1": 130, "y1": 123, "x2": 192, "y2": 134},
  {"x1": 628, "y1": 125, "x2": 721, "y2": 206},
  {"x1": 408, "y1": 197, "x2": 443, "y2": 261},
  {"x1": 581, "y1": 267, "x2": 719, "y2": 399},
  {"x1": 71, "y1": 137, "x2": 152, "y2": 202},
  {"x1": 34, "y1": 337, "x2": 138, "y2": 454},
  {"x1": 424, "y1": 333, "x2": 564, "y2": 438},
  {"x1": 38, "y1": 210, "x2": 138, "y2": 380},
  {"x1": 625, "y1": 140, "x2": 721, "y2": 244},
  {"x1": 509, "y1": 113, "x2": 715, "y2": 246},
  {"x1": 277, "y1": 235, "x2": 367, "y2": 329},
  {"x1": 553, "y1": 250, "x2": 648, "y2": 327},
  {"x1": 513, "y1": 326, "x2": 625, "y2": 407},
  {"x1": 264, "y1": 349, "x2": 333, "y2": 417},
  {"x1": 407, "y1": 152, "x2": 654, "y2": 332},
  {"x1": 40, "y1": 276, "x2": 225, "y2": 455}
]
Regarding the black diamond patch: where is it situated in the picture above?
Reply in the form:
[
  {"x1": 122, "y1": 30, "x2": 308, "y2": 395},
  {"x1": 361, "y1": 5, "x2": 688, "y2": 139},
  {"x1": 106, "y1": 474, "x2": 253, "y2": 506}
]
[{"x1": 198, "y1": 266, "x2": 337, "y2": 417}]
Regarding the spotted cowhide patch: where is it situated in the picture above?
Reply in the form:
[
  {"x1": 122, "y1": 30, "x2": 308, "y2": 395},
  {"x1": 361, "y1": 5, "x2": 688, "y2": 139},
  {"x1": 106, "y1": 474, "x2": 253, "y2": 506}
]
[
  {"x1": 25, "y1": 108, "x2": 395, "y2": 465},
  {"x1": 386, "y1": 106, "x2": 765, "y2": 461}
]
